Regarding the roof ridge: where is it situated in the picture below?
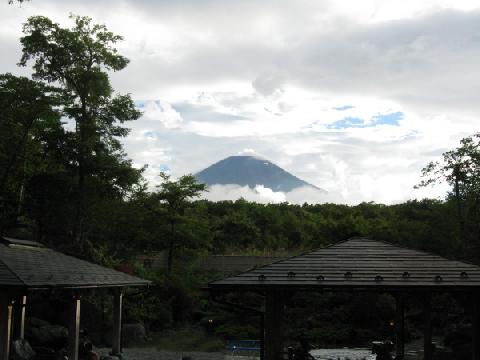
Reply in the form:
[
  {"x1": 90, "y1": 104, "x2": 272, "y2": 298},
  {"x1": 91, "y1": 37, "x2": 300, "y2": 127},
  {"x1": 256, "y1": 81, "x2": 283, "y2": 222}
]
[
  {"x1": 368, "y1": 238, "x2": 480, "y2": 266},
  {"x1": 208, "y1": 237, "x2": 354, "y2": 285}
]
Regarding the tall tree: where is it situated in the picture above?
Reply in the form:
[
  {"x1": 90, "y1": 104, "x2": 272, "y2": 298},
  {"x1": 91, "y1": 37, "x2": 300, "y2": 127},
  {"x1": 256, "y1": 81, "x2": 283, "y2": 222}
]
[
  {"x1": 19, "y1": 15, "x2": 142, "y2": 247},
  {"x1": 155, "y1": 173, "x2": 206, "y2": 274},
  {"x1": 0, "y1": 73, "x2": 61, "y2": 234},
  {"x1": 416, "y1": 133, "x2": 480, "y2": 255}
]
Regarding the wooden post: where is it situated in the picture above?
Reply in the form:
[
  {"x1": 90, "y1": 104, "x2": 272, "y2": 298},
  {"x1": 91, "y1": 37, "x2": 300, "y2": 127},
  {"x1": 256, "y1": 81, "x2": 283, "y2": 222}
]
[
  {"x1": 260, "y1": 315, "x2": 265, "y2": 360},
  {"x1": 423, "y1": 293, "x2": 432, "y2": 360},
  {"x1": 67, "y1": 295, "x2": 81, "y2": 360},
  {"x1": 395, "y1": 294, "x2": 405, "y2": 358},
  {"x1": 13, "y1": 295, "x2": 26, "y2": 340},
  {"x1": 0, "y1": 295, "x2": 13, "y2": 360},
  {"x1": 264, "y1": 291, "x2": 284, "y2": 360},
  {"x1": 111, "y1": 289, "x2": 123, "y2": 356},
  {"x1": 472, "y1": 293, "x2": 480, "y2": 360}
]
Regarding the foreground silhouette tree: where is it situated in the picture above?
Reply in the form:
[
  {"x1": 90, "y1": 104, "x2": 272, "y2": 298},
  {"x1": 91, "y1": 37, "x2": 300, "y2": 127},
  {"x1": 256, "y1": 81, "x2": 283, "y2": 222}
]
[{"x1": 19, "y1": 15, "x2": 141, "y2": 248}]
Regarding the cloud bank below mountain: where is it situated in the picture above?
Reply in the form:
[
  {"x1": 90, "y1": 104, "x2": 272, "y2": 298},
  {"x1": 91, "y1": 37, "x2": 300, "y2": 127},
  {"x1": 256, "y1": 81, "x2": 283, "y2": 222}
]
[{"x1": 203, "y1": 184, "x2": 340, "y2": 205}]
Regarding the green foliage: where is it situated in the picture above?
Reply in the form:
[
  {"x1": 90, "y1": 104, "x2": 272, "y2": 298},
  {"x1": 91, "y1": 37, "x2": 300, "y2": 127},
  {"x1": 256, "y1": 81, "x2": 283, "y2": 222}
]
[{"x1": 0, "y1": 73, "x2": 62, "y2": 234}]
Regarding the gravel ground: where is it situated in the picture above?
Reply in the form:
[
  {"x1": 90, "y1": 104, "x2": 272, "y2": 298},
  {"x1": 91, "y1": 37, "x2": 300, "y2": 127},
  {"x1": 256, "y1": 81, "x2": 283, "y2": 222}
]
[
  {"x1": 97, "y1": 348, "x2": 258, "y2": 360},
  {"x1": 97, "y1": 344, "x2": 429, "y2": 360},
  {"x1": 98, "y1": 347, "x2": 376, "y2": 360}
]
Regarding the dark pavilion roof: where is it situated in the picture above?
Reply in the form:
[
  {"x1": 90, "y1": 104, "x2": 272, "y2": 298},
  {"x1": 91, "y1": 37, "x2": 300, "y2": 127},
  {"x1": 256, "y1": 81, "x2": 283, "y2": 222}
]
[
  {"x1": 0, "y1": 237, "x2": 150, "y2": 290},
  {"x1": 209, "y1": 237, "x2": 480, "y2": 292}
]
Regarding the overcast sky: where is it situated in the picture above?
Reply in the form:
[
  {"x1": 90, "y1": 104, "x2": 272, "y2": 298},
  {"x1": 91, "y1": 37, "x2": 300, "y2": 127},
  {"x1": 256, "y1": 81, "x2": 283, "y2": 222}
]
[{"x1": 2, "y1": 0, "x2": 480, "y2": 204}]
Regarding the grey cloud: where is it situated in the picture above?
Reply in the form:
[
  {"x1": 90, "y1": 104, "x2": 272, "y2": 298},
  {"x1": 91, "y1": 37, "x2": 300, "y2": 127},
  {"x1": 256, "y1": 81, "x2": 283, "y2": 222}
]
[
  {"x1": 111, "y1": 8, "x2": 480, "y2": 116},
  {"x1": 290, "y1": 10, "x2": 480, "y2": 113},
  {"x1": 171, "y1": 102, "x2": 247, "y2": 123},
  {"x1": 252, "y1": 73, "x2": 285, "y2": 96},
  {"x1": 7, "y1": 1, "x2": 480, "y2": 116}
]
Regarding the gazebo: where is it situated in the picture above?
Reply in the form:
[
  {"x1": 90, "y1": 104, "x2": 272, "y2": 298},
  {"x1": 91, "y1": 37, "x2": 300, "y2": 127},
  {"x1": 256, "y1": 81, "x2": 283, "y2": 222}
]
[
  {"x1": 209, "y1": 237, "x2": 480, "y2": 360},
  {"x1": 0, "y1": 236, "x2": 150, "y2": 360}
]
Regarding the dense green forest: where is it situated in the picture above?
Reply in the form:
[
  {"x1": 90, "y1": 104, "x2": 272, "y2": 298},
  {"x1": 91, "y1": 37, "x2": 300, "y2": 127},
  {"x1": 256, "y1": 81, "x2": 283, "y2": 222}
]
[{"x1": 2, "y1": 13, "x2": 480, "y2": 351}]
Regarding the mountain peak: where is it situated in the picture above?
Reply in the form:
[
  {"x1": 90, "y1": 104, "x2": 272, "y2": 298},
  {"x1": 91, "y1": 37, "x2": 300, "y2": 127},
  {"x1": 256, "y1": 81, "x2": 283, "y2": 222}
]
[{"x1": 195, "y1": 155, "x2": 323, "y2": 193}]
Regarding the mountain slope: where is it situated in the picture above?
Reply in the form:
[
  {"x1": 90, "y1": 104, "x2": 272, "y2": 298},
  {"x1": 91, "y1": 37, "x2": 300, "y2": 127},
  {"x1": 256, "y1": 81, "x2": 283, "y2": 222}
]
[{"x1": 195, "y1": 156, "x2": 323, "y2": 192}]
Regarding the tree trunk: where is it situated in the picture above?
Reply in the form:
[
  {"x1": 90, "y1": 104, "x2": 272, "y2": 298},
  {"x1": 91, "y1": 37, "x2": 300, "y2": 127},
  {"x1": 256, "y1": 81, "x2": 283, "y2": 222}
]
[
  {"x1": 0, "y1": 121, "x2": 32, "y2": 195},
  {"x1": 454, "y1": 167, "x2": 466, "y2": 250},
  {"x1": 167, "y1": 220, "x2": 175, "y2": 275},
  {"x1": 74, "y1": 105, "x2": 88, "y2": 248}
]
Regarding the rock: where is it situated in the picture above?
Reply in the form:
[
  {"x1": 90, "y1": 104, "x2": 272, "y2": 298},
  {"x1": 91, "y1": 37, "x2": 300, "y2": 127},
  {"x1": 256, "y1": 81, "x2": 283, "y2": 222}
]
[
  {"x1": 29, "y1": 325, "x2": 68, "y2": 347},
  {"x1": 11, "y1": 339, "x2": 35, "y2": 360}
]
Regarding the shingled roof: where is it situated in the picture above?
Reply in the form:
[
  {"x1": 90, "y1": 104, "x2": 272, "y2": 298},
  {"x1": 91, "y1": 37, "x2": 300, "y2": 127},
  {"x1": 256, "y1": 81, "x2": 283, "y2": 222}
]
[
  {"x1": 0, "y1": 237, "x2": 150, "y2": 289},
  {"x1": 209, "y1": 237, "x2": 480, "y2": 292}
]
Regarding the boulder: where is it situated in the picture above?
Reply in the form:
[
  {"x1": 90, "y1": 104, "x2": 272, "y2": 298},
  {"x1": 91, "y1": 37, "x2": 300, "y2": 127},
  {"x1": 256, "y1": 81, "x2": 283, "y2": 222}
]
[
  {"x1": 11, "y1": 339, "x2": 35, "y2": 360},
  {"x1": 30, "y1": 325, "x2": 68, "y2": 347}
]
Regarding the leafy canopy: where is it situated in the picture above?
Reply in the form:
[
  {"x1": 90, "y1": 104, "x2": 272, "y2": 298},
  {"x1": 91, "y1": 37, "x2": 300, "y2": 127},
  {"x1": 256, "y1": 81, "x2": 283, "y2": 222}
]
[
  {"x1": 156, "y1": 173, "x2": 207, "y2": 214},
  {"x1": 416, "y1": 133, "x2": 480, "y2": 196},
  {"x1": 19, "y1": 14, "x2": 142, "y2": 193}
]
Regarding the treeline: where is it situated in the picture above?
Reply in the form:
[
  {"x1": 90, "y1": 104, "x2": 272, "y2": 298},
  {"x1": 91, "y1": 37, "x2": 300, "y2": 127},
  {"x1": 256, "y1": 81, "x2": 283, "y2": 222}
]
[{"x1": 90, "y1": 196, "x2": 465, "y2": 265}]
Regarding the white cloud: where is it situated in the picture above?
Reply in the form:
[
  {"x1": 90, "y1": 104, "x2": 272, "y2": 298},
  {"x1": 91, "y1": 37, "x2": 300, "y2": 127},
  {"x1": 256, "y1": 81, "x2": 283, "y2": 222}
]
[
  {"x1": 254, "y1": 185, "x2": 286, "y2": 203},
  {"x1": 203, "y1": 184, "x2": 284, "y2": 204},
  {"x1": 204, "y1": 184, "x2": 335, "y2": 205},
  {"x1": 142, "y1": 100, "x2": 183, "y2": 129},
  {"x1": 238, "y1": 149, "x2": 257, "y2": 156}
]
